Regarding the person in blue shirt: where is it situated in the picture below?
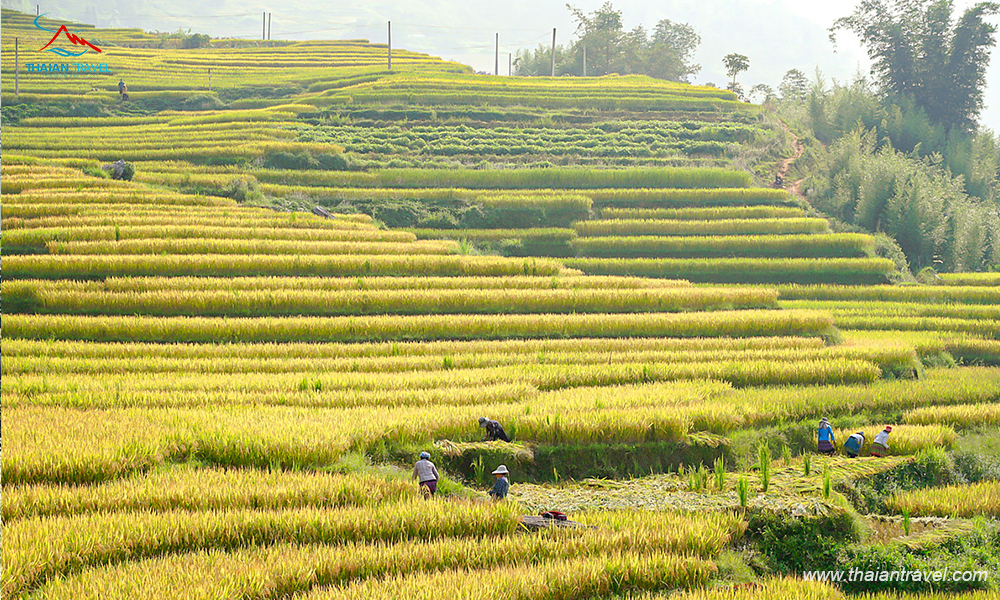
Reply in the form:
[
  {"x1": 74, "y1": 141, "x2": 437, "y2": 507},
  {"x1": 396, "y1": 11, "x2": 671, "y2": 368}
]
[
  {"x1": 844, "y1": 431, "x2": 865, "y2": 458},
  {"x1": 817, "y1": 417, "x2": 836, "y2": 455},
  {"x1": 488, "y1": 464, "x2": 510, "y2": 501}
]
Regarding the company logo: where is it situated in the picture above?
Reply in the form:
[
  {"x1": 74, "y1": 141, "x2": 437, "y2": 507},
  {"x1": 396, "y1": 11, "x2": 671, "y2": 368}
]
[{"x1": 34, "y1": 14, "x2": 102, "y2": 57}]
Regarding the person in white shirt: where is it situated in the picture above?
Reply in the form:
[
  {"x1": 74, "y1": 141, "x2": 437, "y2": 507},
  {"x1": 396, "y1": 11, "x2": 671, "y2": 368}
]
[
  {"x1": 412, "y1": 451, "x2": 440, "y2": 497},
  {"x1": 871, "y1": 426, "x2": 892, "y2": 457}
]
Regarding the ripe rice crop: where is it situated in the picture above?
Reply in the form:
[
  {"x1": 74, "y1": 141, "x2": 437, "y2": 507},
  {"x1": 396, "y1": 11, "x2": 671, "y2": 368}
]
[
  {"x1": 599, "y1": 206, "x2": 807, "y2": 220},
  {"x1": 3, "y1": 309, "x2": 837, "y2": 343},
  {"x1": 587, "y1": 187, "x2": 794, "y2": 208},
  {"x1": 776, "y1": 284, "x2": 1000, "y2": 305},
  {"x1": 575, "y1": 218, "x2": 830, "y2": 237},
  {"x1": 46, "y1": 238, "x2": 457, "y2": 257},
  {"x1": 253, "y1": 166, "x2": 751, "y2": 190},
  {"x1": 5, "y1": 225, "x2": 415, "y2": 246},
  {"x1": 3, "y1": 254, "x2": 562, "y2": 280},
  {"x1": 2, "y1": 383, "x2": 536, "y2": 410},
  {"x1": 5, "y1": 286, "x2": 777, "y2": 317},
  {"x1": 937, "y1": 273, "x2": 1000, "y2": 286},
  {"x1": 2, "y1": 468, "x2": 413, "y2": 521},
  {"x1": 573, "y1": 233, "x2": 873, "y2": 259},
  {"x1": 4, "y1": 274, "x2": 687, "y2": 295},
  {"x1": 565, "y1": 257, "x2": 895, "y2": 285},
  {"x1": 887, "y1": 480, "x2": 1000, "y2": 517},
  {"x1": 30, "y1": 511, "x2": 740, "y2": 600},
  {"x1": 3, "y1": 345, "x2": 898, "y2": 378},
  {"x1": 298, "y1": 552, "x2": 715, "y2": 600},
  {"x1": 831, "y1": 424, "x2": 956, "y2": 456},
  {"x1": 903, "y1": 403, "x2": 1000, "y2": 428},
  {"x1": 2, "y1": 335, "x2": 817, "y2": 361},
  {"x1": 408, "y1": 228, "x2": 577, "y2": 244},
  {"x1": 1, "y1": 499, "x2": 521, "y2": 598},
  {"x1": 665, "y1": 578, "x2": 844, "y2": 600}
]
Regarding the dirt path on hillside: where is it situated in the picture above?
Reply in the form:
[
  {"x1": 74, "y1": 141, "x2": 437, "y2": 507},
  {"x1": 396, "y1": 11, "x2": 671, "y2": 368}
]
[{"x1": 775, "y1": 119, "x2": 806, "y2": 195}]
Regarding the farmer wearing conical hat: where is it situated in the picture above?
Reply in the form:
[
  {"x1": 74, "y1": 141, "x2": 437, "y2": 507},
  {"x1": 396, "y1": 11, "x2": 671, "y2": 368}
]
[
  {"x1": 488, "y1": 464, "x2": 510, "y2": 501},
  {"x1": 412, "y1": 451, "x2": 440, "y2": 497}
]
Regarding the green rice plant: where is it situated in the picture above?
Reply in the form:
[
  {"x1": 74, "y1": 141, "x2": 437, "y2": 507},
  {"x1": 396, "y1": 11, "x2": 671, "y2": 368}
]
[
  {"x1": 902, "y1": 508, "x2": 912, "y2": 535},
  {"x1": 758, "y1": 443, "x2": 772, "y2": 493},
  {"x1": 823, "y1": 465, "x2": 832, "y2": 499},
  {"x1": 737, "y1": 476, "x2": 749, "y2": 508},
  {"x1": 803, "y1": 453, "x2": 812, "y2": 476},
  {"x1": 714, "y1": 457, "x2": 725, "y2": 491}
]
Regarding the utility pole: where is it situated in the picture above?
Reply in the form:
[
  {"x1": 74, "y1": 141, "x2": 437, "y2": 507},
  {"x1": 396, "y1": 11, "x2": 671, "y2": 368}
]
[
  {"x1": 508, "y1": 53, "x2": 512, "y2": 76},
  {"x1": 387, "y1": 21, "x2": 392, "y2": 70},
  {"x1": 208, "y1": 68, "x2": 212, "y2": 91},
  {"x1": 36, "y1": 5, "x2": 39, "y2": 16},
  {"x1": 15, "y1": 37, "x2": 19, "y2": 99},
  {"x1": 262, "y1": 12, "x2": 266, "y2": 41},
  {"x1": 582, "y1": 46, "x2": 586, "y2": 77},
  {"x1": 494, "y1": 33, "x2": 498, "y2": 76},
  {"x1": 550, "y1": 28, "x2": 556, "y2": 76},
  {"x1": 267, "y1": 13, "x2": 271, "y2": 40}
]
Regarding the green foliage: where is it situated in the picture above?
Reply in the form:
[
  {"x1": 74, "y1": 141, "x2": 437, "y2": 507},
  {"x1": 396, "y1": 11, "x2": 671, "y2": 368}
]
[
  {"x1": 714, "y1": 456, "x2": 725, "y2": 490},
  {"x1": 758, "y1": 443, "x2": 771, "y2": 493},
  {"x1": 831, "y1": 0, "x2": 999, "y2": 133},
  {"x1": 837, "y1": 521, "x2": 1000, "y2": 593},
  {"x1": 748, "y1": 507, "x2": 861, "y2": 573},
  {"x1": 515, "y1": 2, "x2": 700, "y2": 81},
  {"x1": 736, "y1": 476, "x2": 749, "y2": 508},
  {"x1": 804, "y1": 128, "x2": 1000, "y2": 272}
]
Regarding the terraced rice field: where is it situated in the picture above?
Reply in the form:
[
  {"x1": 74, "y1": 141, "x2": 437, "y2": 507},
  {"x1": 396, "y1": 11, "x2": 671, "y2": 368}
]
[{"x1": 2, "y1": 10, "x2": 999, "y2": 600}]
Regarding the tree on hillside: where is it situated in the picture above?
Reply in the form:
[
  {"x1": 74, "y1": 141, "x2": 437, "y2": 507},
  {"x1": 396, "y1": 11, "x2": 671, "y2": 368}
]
[
  {"x1": 779, "y1": 69, "x2": 810, "y2": 101},
  {"x1": 514, "y1": 3, "x2": 700, "y2": 81},
  {"x1": 723, "y1": 53, "x2": 750, "y2": 97},
  {"x1": 831, "y1": 0, "x2": 999, "y2": 133}
]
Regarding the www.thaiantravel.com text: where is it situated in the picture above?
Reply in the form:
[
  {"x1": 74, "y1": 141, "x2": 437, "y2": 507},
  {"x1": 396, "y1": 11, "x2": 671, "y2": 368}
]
[{"x1": 804, "y1": 568, "x2": 989, "y2": 583}]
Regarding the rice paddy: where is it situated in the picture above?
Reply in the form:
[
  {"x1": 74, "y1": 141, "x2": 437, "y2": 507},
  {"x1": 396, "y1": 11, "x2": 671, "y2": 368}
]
[{"x1": 2, "y1": 10, "x2": 998, "y2": 600}]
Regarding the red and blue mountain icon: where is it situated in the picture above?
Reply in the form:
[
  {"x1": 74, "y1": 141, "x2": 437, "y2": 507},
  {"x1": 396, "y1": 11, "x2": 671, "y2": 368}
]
[{"x1": 35, "y1": 15, "x2": 102, "y2": 57}]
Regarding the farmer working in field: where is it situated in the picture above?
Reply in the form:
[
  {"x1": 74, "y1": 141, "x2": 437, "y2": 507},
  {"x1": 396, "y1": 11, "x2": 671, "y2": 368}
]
[
  {"x1": 817, "y1": 417, "x2": 836, "y2": 455},
  {"x1": 871, "y1": 425, "x2": 892, "y2": 457},
  {"x1": 478, "y1": 416, "x2": 511, "y2": 442},
  {"x1": 844, "y1": 431, "x2": 865, "y2": 458},
  {"x1": 412, "y1": 451, "x2": 439, "y2": 497},
  {"x1": 118, "y1": 79, "x2": 127, "y2": 100},
  {"x1": 488, "y1": 464, "x2": 510, "y2": 501}
]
